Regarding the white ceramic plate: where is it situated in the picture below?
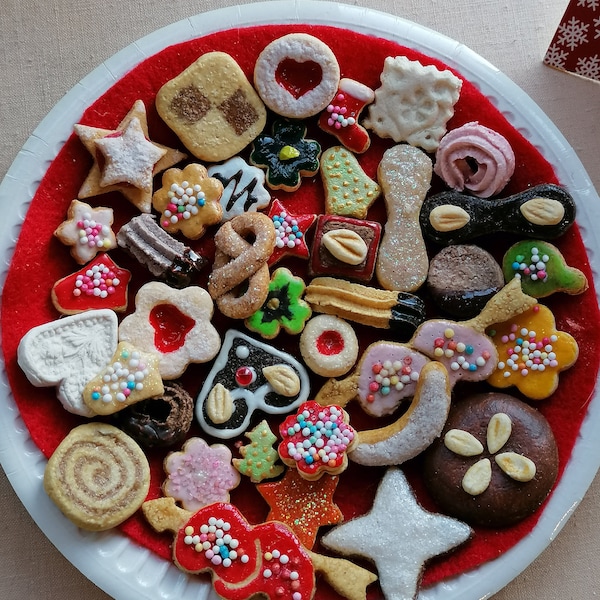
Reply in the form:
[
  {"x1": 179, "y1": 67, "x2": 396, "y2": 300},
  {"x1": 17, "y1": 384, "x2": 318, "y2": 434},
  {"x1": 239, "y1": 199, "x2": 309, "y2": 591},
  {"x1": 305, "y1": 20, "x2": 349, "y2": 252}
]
[{"x1": 1, "y1": 2, "x2": 600, "y2": 599}]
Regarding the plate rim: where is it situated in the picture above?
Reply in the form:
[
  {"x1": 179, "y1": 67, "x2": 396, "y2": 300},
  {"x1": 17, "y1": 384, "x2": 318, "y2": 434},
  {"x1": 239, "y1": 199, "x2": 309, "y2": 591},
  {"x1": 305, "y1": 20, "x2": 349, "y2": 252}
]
[{"x1": 1, "y1": 2, "x2": 600, "y2": 599}]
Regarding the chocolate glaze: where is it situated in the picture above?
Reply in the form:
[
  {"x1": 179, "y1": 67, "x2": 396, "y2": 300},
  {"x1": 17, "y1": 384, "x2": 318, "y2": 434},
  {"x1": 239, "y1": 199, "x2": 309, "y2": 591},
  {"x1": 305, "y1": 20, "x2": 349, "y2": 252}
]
[{"x1": 420, "y1": 183, "x2": 576, "y2": 245}]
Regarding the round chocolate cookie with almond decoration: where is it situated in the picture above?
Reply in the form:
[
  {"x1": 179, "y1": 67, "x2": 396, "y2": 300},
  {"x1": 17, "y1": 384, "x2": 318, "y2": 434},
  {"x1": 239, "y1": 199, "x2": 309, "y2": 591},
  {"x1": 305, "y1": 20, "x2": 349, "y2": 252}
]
[
  {"x1": 422, "y1": 392, "x2": 558, "y2": 528},
  {"x1": 426, "y1": 244, "x2": 504, "y2": 318}
]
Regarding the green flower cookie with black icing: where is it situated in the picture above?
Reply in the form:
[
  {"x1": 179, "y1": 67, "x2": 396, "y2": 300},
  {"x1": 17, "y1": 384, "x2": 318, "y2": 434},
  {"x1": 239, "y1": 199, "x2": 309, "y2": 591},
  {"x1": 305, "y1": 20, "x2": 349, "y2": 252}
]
[
  {"x1": 503, "y1": 239, "x2": 588, "y2": 297},
  {"x1": 245, "y1": 267, "x2": 312, "y2": 338},
  {"x1": 249, "y1": 119, "x2": 321, "y2": 191}
]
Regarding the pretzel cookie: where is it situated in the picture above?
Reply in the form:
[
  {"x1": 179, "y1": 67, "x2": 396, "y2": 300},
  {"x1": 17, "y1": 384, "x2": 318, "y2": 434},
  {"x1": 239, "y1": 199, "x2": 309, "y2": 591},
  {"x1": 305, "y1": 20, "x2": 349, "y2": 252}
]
[
  {"x1": 208, "y1": 212, "x2": 276, "y2": 319},
  {"x1": 254, "y1": 33, "x2": 340, "y2": 119},
  {"x1": 44, "y1": 423, "x2": 150, "y2": 531},
  {"x1": 156, "y1": 52, "x2": 267, "y2": 162}
]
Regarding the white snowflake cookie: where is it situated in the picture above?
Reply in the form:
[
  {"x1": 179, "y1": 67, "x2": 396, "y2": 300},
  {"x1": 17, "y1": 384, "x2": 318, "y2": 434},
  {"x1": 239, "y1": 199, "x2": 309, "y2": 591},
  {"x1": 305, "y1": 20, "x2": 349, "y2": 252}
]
[{"x1": 364, "y1": 56, "x2": 462, "y2": 152}]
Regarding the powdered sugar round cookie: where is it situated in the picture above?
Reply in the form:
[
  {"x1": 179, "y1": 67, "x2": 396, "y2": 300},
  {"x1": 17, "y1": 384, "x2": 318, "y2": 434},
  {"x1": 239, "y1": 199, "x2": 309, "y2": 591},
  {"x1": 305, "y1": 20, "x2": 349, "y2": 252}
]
[{"x1": 254, "y1": 33, "x2": 340, "y2": 119}]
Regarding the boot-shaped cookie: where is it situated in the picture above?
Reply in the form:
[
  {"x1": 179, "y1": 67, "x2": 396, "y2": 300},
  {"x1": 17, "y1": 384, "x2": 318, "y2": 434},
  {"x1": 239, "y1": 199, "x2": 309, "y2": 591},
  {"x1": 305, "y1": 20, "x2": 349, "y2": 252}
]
[{"x1": 318, "y1": 78, "x2": 374, "y2": 153}]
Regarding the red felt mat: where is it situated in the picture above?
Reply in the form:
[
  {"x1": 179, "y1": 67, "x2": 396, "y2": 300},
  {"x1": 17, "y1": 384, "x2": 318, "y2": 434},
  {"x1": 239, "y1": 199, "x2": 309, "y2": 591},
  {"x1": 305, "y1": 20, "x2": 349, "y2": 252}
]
[{"x1": 1, "y1": 24, "x2": 599, "y2": 598}]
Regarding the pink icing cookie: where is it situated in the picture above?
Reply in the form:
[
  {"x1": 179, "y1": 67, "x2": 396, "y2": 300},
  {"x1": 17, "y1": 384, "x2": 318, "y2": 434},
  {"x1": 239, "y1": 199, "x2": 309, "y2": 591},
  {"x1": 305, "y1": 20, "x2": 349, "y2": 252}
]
[
  {"x1": 315, "y1": 341, "x2": 429, "y2": 418},
  {"x1": 434, "y1": 121, "x2": 515, "y2": 198},
  {"x1": 410, "y1": 278, "x2": 537, "y2": 387},
  {"x1": 163, "y1": 438, "x2": 240, "y2": 512}
]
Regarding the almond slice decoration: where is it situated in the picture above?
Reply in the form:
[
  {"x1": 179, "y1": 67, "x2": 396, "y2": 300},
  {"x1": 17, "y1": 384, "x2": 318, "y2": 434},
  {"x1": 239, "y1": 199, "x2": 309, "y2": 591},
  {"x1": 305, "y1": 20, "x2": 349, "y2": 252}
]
[
  {"x1": 462, "y1": 458, "x2": 492, "y2": 496},
  {"x1": 495, "y1": 452, "x2": 537, "y2": 482},
  {"x1": 205, "y1": 383, "x2": 234, "y2": 424},
  {"x1": 322, "y1": 228, "x2": 368, "y2": 265},
  {"x1": 444, "y1": 429, "x2": 484, "y2": 457},
  {"x1": 487, "y1": 412, "x2": 512, "y2": 454},
  {"x1": 263, "y1": 364, "x2": 301, "y2": 397}
]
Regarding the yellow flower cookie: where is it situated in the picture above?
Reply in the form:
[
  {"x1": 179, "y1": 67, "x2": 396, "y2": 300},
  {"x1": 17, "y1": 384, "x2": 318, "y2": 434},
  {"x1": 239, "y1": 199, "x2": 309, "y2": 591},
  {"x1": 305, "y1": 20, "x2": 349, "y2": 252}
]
[
  {"x1": 487, "y1": 304, "x2": 579, "y2": 400},
  {"x1": 152, "y1": 164, "x2": 224, "y2": 240}
]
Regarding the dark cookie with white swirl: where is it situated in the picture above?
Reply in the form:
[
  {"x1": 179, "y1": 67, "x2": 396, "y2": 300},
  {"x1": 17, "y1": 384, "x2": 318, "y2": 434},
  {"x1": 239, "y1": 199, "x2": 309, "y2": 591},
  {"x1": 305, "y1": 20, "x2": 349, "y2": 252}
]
[{"x1": 112, "y1": 382, "x2": 194, "y2": 449}]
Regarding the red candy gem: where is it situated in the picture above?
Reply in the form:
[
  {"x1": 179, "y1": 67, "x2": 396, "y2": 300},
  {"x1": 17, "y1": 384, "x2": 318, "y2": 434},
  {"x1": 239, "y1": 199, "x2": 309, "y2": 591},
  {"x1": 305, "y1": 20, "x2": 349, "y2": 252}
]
[{"x1": 236, "y1": 366, "x2": 256, "y2": 387}]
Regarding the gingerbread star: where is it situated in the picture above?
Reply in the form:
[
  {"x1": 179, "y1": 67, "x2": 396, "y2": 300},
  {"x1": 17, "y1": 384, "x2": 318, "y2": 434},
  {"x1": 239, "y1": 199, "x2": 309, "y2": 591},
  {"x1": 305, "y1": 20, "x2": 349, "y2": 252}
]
[
  {"x1": 257, "y1": 467, "x2": 343, "y2": 549},
  {"x1": 74, "y1": 99, "x2": 186, "y2": 213},
  {"x1": 266, "y1": 198, "x2": 316, "y2": 266}
]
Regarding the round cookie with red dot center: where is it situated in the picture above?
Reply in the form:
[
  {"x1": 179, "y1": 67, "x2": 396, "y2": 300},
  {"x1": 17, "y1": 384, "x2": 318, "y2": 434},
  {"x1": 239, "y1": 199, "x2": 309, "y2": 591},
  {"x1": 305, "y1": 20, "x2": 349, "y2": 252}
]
[{"x1": 299, "y1": 315, "x2": 359, "y2": 377}]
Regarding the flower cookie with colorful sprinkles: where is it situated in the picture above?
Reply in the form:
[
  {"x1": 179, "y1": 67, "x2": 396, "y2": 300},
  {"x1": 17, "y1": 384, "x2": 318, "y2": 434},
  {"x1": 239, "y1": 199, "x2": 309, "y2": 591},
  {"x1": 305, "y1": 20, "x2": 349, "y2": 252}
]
[
  {"x1": 278, "y1": 401, "x2": 357, "y2": 480},
  {"x1": 487, "y1": 303, "x2": 579, "y2": 399},
  {"x1": 152, "y1": 163, "x2": 224, "y2": 240}
]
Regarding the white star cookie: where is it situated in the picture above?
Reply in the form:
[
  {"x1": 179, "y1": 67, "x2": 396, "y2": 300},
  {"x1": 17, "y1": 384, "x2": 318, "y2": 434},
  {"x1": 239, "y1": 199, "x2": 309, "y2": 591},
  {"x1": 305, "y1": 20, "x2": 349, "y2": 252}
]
[
  {"x1": 95, "y1": 116, "x2": 166, "y2": 192},
  {"x1": 74, "y1": 99, "x2": 186, "y2": 212},
  {"x1": 321, "y1": 467, "x2": 472, "y2": 600}
]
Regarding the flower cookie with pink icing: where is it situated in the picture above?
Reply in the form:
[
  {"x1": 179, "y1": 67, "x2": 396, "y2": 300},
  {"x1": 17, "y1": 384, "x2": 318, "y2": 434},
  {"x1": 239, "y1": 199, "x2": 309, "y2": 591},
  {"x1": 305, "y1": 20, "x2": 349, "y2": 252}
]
[{"x1": 163, "y1": 437, "x2": 240, "y2": 512}]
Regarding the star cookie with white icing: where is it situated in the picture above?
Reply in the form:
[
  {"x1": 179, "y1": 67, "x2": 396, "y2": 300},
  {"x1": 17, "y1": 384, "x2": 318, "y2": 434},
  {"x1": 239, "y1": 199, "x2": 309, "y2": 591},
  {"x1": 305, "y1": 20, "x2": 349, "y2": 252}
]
[
  {"x1": 75, "y1": 99, "x2": 186, "y2": 212},
  {"x1": 321, "y1": 467, "x2": 472, "y2": 600}
]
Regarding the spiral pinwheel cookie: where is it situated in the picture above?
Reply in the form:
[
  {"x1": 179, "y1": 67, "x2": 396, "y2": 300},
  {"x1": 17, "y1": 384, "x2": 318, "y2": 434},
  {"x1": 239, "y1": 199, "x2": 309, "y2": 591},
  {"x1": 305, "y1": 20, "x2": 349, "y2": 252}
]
[{"x1": 43, "y1": 423, "x2": 150, "y2": 531}]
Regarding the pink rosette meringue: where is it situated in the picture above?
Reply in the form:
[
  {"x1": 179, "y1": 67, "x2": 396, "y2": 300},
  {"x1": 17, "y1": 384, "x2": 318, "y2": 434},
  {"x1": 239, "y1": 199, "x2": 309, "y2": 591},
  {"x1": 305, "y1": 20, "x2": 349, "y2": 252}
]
[{"x1": 434, "y1": 121, "x2": 515, "y2": 198}]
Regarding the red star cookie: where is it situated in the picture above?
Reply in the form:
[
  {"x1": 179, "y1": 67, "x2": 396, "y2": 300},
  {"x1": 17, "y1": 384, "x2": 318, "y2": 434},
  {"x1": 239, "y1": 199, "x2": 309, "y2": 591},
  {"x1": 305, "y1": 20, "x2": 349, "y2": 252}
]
[
  {"x1": 257, "y1": 468, "x2": 343, "y2": 549},
  {"x1": 74, "y1": 99, "x2": 186, "y2": 212},
  {"x1": 266, "y1": 199, "x2": 316, "y2": 266}
]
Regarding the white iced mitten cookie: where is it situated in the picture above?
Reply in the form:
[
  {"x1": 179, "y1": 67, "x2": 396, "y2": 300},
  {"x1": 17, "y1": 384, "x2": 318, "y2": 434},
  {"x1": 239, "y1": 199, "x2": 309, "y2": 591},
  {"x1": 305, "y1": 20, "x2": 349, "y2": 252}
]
[
  {"x1": 321, "y1": 468, "x2": 472, "y2": 600},
  {"x1": 17, "y1": 309, "x2": 118, "y2": 417}
]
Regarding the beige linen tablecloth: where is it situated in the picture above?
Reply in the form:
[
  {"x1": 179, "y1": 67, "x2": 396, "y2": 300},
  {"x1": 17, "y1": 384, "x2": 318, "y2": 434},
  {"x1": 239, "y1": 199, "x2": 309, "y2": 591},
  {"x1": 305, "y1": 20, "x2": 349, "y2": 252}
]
[{"x1": 1, "y1": 0, "x2": 599, "y2": 598}]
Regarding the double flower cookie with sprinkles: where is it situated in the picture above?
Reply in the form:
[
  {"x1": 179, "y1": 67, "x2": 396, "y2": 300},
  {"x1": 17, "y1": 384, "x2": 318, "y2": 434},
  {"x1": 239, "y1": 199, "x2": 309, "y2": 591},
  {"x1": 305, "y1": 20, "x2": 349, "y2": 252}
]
[{"x1": 278, "y1": 401, "x2": 357, "y2": 480}]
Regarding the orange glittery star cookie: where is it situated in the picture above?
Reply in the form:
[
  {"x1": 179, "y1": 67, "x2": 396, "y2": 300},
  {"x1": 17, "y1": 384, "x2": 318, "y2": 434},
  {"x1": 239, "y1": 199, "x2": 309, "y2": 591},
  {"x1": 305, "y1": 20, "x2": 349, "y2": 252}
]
[
  {"x1": 74, "y1": 99, "x2": 186, "y2": 213},
  {"x1": 257, "y1": 467, "x2": 343, "y2": 549}
]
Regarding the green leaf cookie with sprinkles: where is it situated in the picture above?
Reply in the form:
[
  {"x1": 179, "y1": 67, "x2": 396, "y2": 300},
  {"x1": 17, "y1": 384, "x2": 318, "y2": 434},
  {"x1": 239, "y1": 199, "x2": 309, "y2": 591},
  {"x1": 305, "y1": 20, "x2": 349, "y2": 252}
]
[{"x1": 233, "y1": 420, "x2": 284, "y2": 483}]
